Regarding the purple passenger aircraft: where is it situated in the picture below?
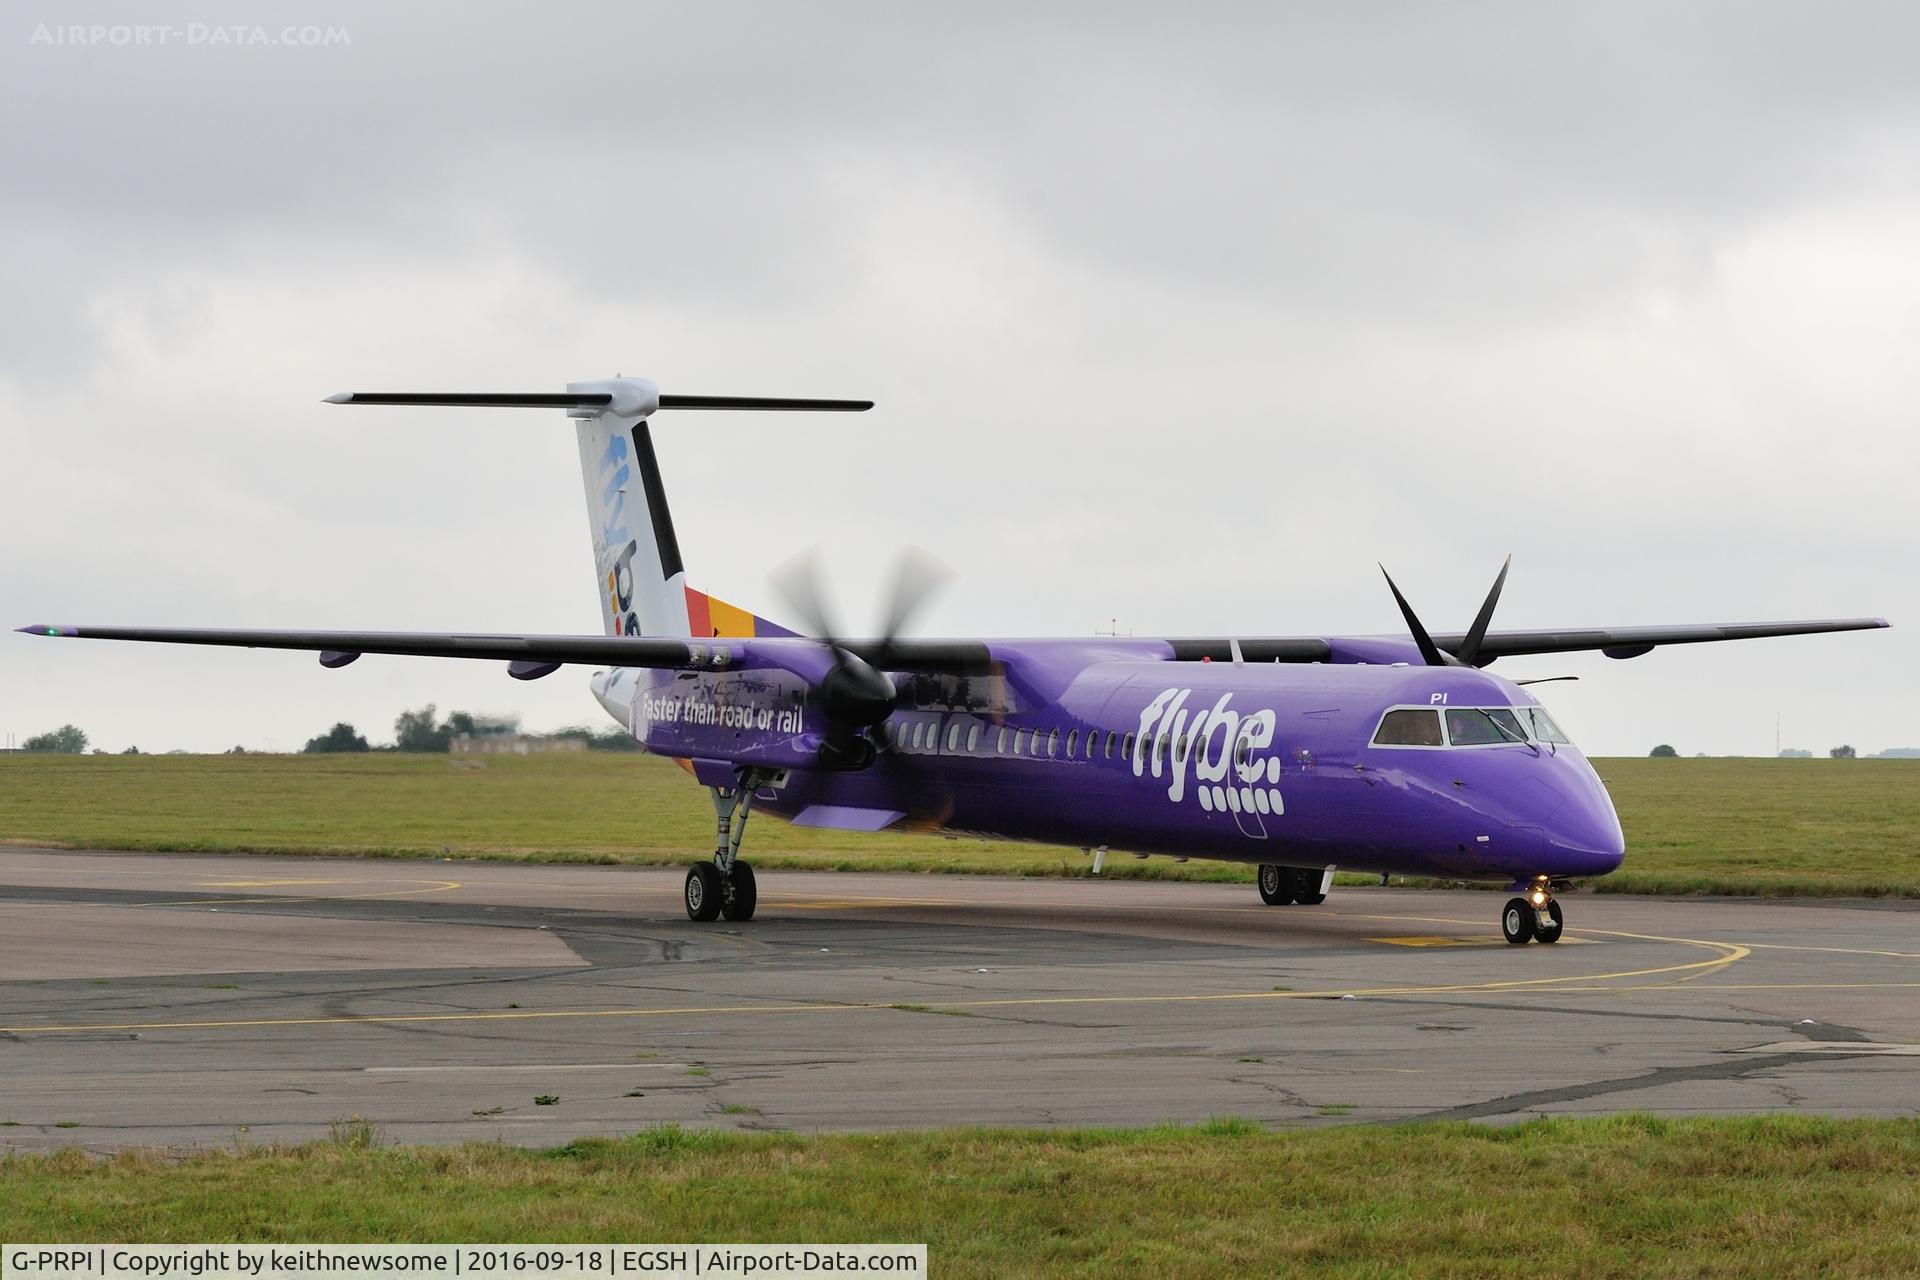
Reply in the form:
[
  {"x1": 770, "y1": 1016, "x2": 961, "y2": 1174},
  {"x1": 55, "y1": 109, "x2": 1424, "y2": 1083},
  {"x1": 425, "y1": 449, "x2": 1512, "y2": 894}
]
[{"x1": 20, "y1": 378, "x2": 1889, "y2": 943}]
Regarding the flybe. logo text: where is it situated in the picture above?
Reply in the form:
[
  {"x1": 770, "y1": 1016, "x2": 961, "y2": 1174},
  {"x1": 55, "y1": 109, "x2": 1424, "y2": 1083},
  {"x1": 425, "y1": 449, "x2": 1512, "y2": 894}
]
[{"x1": 1134, "y1": 687, "x2": 1288, "y2": 821}]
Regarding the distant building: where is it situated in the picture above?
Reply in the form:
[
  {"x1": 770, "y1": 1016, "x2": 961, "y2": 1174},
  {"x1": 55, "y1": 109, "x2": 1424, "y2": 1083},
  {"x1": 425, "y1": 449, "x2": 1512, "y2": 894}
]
[{"x1": 450, "y1": 733, "x2": 587, "y2": 756}]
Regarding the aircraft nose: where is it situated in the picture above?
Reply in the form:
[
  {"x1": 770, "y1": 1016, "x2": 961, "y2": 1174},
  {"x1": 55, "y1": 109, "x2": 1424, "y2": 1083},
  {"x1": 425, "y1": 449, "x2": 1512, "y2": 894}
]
[{"x1": 1546, "y1": 790, "x2": 1626, "y2": 877}]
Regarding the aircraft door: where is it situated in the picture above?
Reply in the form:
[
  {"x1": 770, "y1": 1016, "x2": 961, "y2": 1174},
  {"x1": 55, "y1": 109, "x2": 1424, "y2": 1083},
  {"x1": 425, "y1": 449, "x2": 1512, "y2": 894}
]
[{"x1": 1281, "y1": 711, "x2": 1337, "y2": 829}]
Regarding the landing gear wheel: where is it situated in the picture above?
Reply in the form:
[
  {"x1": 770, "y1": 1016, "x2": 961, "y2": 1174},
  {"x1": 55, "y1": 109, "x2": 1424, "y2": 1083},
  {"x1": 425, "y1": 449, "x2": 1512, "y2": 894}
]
[
  {"x1": 720, "y1": 861, "x2": 757, "y2": 922},
  {"x1": 1258, "y1": 864, "x2": 1294, "y2": 906},
  {"x1": 1534, "y1": 899, "x2": 1564, "y2": 944},
  {"x1": 1501, "y1": 897, "x2": 1535, "y2": 945},
  {"x1": 1291, "y1": 867, "x2": 1328, "y2": 906},
  {"x1": 684, "y1": 863, "x2": 723, "y2": 922}
]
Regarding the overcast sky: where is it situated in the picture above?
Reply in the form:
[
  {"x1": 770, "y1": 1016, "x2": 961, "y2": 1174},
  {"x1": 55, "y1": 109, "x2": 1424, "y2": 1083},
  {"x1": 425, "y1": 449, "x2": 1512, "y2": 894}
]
[{"x1": 2, "y1": 2, "x2": 1912, "y2": 757}]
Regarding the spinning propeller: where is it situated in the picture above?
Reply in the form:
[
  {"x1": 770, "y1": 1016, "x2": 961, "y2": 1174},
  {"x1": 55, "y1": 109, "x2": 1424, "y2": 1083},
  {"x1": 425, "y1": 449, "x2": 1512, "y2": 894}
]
[
  {"x1": 772, "y1": 549, "x2": 952, "y2": 767},
  {"x1": 1379, "y1": 555, "x2": 1512, "y2": 668}
]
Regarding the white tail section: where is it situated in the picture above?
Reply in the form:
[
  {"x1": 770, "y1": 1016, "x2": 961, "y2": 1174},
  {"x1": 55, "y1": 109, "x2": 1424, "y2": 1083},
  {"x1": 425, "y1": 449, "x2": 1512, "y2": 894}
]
[{"x1": 571, "y1": 377, "x2": 690, "y2": 639}]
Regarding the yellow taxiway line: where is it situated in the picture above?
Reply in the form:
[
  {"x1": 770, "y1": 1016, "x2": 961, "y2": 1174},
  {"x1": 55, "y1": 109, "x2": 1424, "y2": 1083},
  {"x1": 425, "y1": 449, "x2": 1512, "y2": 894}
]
[{"x1": 0, "y1": 928, "x2": 1753, "y2": 1036}]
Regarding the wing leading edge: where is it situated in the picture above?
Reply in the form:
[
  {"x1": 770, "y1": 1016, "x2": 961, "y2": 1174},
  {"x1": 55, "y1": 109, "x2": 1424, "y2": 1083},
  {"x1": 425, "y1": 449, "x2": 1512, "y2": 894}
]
[
  {"x1": 18, "y1": 616, "x2": 1887, "y2": 674},
  {"x1": 13, "y1": 625, "x2": 996, "y2": 677},
  {"x1": 1432, "y1": 617, "x2": 1890, "y2": 662}
]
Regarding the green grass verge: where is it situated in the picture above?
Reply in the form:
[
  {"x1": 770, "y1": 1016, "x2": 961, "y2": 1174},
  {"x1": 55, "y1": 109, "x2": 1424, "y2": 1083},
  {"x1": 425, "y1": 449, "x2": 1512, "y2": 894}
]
[
  {"x1": 4, "y1": 1117, "x2": 1919, "y2": 1276},
  {"x1": 1, "y1": 754, "x2": 1916, "y2": 897}
]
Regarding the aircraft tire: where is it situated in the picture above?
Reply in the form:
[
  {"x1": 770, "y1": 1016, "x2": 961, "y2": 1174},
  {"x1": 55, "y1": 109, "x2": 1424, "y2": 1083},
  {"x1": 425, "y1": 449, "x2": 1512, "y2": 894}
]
[
  {"x1": 1534, "y1": 900, "x2": 1564, "y2": 944},
  {"x1": 1501, "y1": 897, "x2": 1534, "y2": 945},
  {"x1": 720, "y1": 861, "x2": 758, "y2": 922},
  {"x1": 1291, "y1": 867, "x2": 1328, "y2": 906},
  {"x1": 1257, "y1": 864, "x2": 1295, "y2": 906},
  {"x1": 685, "y1": 863, "x2": 723, "y2": 922}
]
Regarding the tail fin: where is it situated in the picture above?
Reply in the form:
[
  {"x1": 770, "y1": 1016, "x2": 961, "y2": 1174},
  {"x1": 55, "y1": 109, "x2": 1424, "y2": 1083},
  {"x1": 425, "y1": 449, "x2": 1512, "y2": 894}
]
[
  {"x1": 326, "y1": 376, "x2": 867, "y2": 640},
  {"x1": 571, "y1": 378, "x2": 809, "y2": 640},
  {"x1": 572, "y1": 381, "x2": 688, "y2": 638}
]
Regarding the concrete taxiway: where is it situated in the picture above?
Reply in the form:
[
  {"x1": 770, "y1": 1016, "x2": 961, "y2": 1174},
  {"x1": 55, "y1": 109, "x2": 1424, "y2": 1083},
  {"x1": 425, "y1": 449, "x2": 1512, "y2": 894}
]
[{"x1": 1, "y1": 848, "x2": 1916, "y2": 1150}]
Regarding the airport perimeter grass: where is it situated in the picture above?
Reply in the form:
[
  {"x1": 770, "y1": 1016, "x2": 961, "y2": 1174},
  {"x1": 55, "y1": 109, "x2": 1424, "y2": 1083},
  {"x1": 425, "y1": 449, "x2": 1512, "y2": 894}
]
[
  {"x1": 0, "y1": 752, "x2": 1915, "y2": 897},
  {"x1": 4, "y1": 1117, "x2": 1919, "y2": 1277}
]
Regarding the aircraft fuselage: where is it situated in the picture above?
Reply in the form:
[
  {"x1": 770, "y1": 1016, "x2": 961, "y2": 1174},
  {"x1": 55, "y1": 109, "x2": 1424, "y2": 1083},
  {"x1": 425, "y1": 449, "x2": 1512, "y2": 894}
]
[{"x1": 597, "y1": 649, "x2": 1625, "y2": 885}]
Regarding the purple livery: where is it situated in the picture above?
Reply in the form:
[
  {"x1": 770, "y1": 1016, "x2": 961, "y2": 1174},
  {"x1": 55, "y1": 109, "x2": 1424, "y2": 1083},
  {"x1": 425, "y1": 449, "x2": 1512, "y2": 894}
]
[{"x1": 19, "y1": 377, "x2": 1889, "y2": 943}]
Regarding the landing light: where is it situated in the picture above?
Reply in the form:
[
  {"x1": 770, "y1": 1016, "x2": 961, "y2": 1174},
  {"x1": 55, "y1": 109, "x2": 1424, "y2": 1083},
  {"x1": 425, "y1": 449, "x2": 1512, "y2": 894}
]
[{"x1": 1531, "y1": 890, "x2": 1548, "y2": 906}]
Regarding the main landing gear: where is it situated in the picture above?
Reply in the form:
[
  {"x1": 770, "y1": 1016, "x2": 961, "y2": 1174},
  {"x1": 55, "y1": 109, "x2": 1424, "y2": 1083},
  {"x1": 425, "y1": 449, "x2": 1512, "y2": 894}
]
[
  {"x1": 1501, "y1": 877, "x2": 1564, "y2": 945},
  {"x1": 1257, "y1": 864, "x2": 1329, "y2": 907},
  {"x1": 686, "y1": 770, "x2": 771, "y2": 923}
]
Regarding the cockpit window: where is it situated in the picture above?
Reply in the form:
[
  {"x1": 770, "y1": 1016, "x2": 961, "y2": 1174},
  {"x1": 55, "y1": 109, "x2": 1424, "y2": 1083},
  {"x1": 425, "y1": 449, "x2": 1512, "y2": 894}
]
[
  {"x1": 1373, "y1": 704, "x2": 1576, "y2": 749},
  {"x1": 1518, "y1": 706, "x2": 1572, "y2": 745},
  {"x1": 1373, "y1": 708, "x2": 1444, "y2": 747},
  {"x1": 1445, "y1": 707, "x2": 1529, "y2": 746}
]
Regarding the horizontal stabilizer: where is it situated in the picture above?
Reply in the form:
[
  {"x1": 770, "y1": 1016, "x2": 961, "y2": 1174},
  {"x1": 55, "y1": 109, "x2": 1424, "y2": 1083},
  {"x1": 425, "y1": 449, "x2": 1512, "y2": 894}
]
[
  {"x1": 324, "y1": 392, "x2": 610, "y2": 408},
  {"x1": 658, "y1": 395, "x2": 872, "y2": 411},
  {"x1": 324, "y1": 392, "x2": 872, "y2": 412}
]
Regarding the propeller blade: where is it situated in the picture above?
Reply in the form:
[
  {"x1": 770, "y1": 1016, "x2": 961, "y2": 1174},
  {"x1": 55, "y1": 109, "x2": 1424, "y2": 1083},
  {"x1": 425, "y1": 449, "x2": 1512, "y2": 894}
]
[
  {"x1": 769, "y1": 549, "x2": 844, "y2": 648},
  {"x1": 1380, "y1": 565, "x2": 1449, "y2": 667},
  {"x1": 873, "y1": 548, "x2": 951, "y2": 663},
  {"x1": 1457, "y1": 555, "x2": 1512, "y2": 668},
  {"x1": 768, "y1": 549, "x2": 927, "y2": 769}
]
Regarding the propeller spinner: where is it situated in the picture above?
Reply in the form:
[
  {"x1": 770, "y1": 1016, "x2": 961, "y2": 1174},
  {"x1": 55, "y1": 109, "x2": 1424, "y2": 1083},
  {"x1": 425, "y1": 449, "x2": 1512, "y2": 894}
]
[{"x1": 772, "y1": 549, "x2": 952, "y2": 767}]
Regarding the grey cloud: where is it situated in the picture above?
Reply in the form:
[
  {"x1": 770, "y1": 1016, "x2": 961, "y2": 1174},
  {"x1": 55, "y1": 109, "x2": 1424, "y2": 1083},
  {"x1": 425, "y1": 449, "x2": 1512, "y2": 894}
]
[{"x1": 1, "y1": 1, "x2": 1912, "y2": 756}]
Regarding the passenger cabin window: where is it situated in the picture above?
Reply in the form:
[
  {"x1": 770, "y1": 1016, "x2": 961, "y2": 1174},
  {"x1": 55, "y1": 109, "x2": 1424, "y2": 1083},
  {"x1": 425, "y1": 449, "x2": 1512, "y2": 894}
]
[
  {"x1": 911, "y1": 723, "x2": 925, "y2": 750},
  {"x1": 1014, "y1": 729, "x2": 1029, "y2": 755},
  {"x1": 1066, "y1": 729, "x2": 1079, "y2": 757},
  {"x1": 1102, "y1": 731, "x2": 1114, "y2": 759},
  {"x1": 1122, "y1": 732, "x2": 1135, "y2": 761},
  {"x1": 1372, "y1": 709, "x2": 1444, "y2": 747},
  {"x1": 966, "y1": 724, "x2": 981, "y2": 752},
  {"x1": 997, "y1": 727, "x2": 1009, "y2": 754},
  {"x1": 947, "y1": 723, "x2": 962, "y2": 752},
  {"x1": 1046, "y1": 729, "x2": 1059, "y2": 758},
  {"x1": 1445, "y1": 707, "x2": 1528, "y2": 747}
]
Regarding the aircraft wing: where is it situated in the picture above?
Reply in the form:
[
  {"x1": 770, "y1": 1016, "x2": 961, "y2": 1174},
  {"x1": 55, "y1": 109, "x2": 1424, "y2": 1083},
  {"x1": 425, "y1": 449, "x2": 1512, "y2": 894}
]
[
  {"x1": 12, "y1": 624, "x2": 996, "y2": 678},
  {"x1": 17, "y1": 616, "x2": 1888, "y2": 676},
  {"x1": 14, "y1": 624, "x2": 703, "y2": 678},
  {"x1": 1165, "y1": 617, "x2": 1888, "y2": 665},
  {"x1": 1427, "y1": 617, "x2": 1889, "y2": 662}
]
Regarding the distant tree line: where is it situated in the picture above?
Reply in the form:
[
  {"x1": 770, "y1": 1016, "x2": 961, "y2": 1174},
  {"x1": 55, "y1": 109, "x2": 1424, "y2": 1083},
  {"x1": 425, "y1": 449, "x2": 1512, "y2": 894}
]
[
  {"x1": 3, "y1": 713, "x2": 641, "y2": 755},
  {"x1": 21, "y1": 724, "x2": 88, "y2": 753},
  {"x1": 299, "y1": 706, "x2": 637, "y2": 754},
  {"x1": 1651, "y1": 743, "x2": 1888, "y2": 759}
]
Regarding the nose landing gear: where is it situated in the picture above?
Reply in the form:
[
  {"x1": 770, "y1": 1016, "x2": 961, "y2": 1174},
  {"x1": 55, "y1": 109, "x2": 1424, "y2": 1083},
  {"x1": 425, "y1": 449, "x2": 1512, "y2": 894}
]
[{"x1": 1502, "y1": 877, "x2": 1564, "y2": 944}]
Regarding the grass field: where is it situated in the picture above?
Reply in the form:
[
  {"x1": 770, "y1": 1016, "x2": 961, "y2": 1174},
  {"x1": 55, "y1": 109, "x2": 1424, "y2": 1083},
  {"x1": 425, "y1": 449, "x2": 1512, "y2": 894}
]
[
  {"x1": 3, "y1": 1117, "x2": 1918, "y2": 1277},
  {"x1": 0, "y1": 752, "x2": 1915, "y2": 896}
]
